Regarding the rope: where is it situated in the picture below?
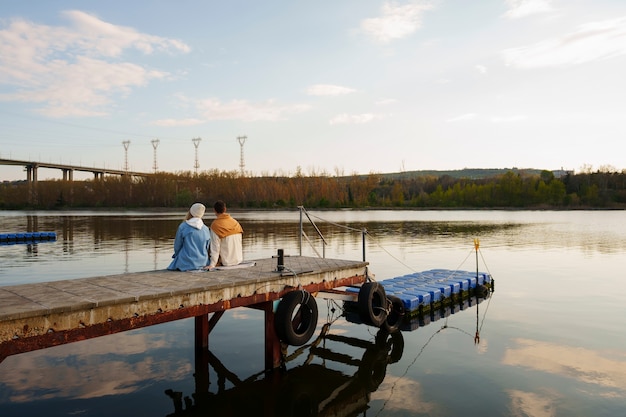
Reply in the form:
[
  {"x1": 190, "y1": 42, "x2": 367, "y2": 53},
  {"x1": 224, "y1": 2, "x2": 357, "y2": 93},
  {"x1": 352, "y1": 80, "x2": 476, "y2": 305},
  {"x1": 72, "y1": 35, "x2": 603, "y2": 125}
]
[
  {"x1": 365, "y1": 231, "x2": 418, "y2": 273},
  {"x1": 374, "y1": 326, "x2": 445, "y2": 417},
  {"x1": 305, "y1": 212, "x2": 363, "y2": 233}
]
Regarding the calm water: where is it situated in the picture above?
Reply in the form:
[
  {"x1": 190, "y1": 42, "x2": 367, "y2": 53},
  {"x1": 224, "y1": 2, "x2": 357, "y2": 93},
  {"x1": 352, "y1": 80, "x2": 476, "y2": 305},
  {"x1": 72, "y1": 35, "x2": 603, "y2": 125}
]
[{"x1": 0, "y1": 209, "x2": 625, "y2": 416}]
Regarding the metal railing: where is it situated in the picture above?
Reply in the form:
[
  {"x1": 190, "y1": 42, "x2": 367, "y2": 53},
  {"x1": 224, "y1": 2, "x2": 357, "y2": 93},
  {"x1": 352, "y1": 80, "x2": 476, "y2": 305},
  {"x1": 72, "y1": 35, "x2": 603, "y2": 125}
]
[{"x1": 298, "y1": 206, "x2": 367, "y2": 261}]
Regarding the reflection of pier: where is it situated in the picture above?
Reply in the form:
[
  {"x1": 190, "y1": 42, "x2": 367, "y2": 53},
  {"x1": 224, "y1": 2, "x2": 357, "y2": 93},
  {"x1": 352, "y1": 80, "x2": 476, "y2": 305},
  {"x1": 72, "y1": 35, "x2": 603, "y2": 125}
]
[
  {"x1": 0, "y1": 157, "x2": 152, "y2": 183},
  {"x1": 165, "y1": 325, "x2": 404, "y2": 417}
]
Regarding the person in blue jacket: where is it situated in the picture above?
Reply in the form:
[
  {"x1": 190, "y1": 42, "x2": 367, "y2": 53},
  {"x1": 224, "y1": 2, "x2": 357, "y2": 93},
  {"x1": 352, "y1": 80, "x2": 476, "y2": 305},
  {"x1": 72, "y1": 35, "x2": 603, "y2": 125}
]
[{"x1": 167, "y1": 202, "x2": 211, "y2": 271}]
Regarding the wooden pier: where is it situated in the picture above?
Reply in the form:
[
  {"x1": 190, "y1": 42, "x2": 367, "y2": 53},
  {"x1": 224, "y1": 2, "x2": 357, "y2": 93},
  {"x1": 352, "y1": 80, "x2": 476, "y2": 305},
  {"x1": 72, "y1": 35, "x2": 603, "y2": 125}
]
[{"x1": 0, "y1": 255, "x2": 368, "y2": 368}]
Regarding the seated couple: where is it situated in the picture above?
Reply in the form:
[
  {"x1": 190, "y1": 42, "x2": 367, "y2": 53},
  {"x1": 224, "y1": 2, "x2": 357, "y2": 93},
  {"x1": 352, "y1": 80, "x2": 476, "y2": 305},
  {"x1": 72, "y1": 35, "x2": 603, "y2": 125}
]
[{"x1": 167, "y1": 200, "x2": 244, "y2": 271}]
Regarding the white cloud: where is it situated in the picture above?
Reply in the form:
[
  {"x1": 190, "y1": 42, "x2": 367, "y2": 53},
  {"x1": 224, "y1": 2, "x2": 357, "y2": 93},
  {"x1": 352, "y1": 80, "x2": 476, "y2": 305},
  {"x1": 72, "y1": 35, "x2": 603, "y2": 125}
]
[
  {"x1": 502, "y1": 17, "x2": 626, "y2": 68},
  {"x1": 306, "y1": 84, "x2": 357, "y2": 96},
  {"x1": 446, "y1": 113, "x2": 477, "y2": 122},
  {"x1": 152, "y1": 118, "x2": 205, "y2": 127},
  {"x1": 447, "y1": 113, "x2": 527, "y2": 123},
  {"x1": 329, "y1": 113, "x2": 386, "y2": 125},
  {"x1": 475, "y1": 64, "x2": 487, "y2": 74},
  {"x1": 361, "y1": 1, "x2": 435, "y2": 43},
  {"x1": 491, "y1": 115, "x2": 527, "y2": 123},
  {"x1": 503, "y1": 0, "x2": 554, "y2": 19},
  {"x1": 0, "y1": 11, "x2": 189, "y2": 117},
  {"x1": 376, "y1": 98, "x2": 398, "y2": 105},
  {"x1": 196, "y1": 98, "x2": 310, "y2": 122},
  {"x1": 60, "y1": 10, "x2": 191, "y2": 56}
]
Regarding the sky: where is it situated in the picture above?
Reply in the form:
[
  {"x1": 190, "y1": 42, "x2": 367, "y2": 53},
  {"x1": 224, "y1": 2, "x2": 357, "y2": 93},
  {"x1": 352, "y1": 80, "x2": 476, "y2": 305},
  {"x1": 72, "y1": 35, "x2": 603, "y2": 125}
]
[{"x1": 1, "y1": 0, "x2": 626, "y2": 181}]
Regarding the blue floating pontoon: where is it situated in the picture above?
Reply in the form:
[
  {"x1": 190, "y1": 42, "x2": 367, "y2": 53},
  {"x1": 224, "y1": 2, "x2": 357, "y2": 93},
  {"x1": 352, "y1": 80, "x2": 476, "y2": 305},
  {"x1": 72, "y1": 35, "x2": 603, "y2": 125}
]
[
  {"x1": 346, "y1": 269, "x2": 492, "y2": 315},
  {"x1": 0, "y1": 231, "x2": 57, "y2": 245}
]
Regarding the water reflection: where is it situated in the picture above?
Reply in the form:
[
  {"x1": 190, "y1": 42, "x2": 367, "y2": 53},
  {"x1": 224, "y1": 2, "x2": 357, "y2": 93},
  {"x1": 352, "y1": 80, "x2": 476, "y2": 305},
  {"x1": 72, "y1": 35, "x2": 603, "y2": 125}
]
[
  {"x1": 502, "y1": 338, "x2": 626, "y2": 398},
  {"x1": 2, "y1": 210, "x2": 626, "y2": 416},
  {"x1": 163, "y1": 327, "x2": 404, "y2": 417}
]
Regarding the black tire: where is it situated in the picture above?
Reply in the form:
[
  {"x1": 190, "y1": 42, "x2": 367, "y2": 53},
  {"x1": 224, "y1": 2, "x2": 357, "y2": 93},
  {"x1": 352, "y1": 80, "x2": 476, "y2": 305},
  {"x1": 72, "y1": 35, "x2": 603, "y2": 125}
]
[
  {"x1": 275, "y1": 290, "x2": 319, "y2": 346},
  {"x1": 358, "y1": 282, "x2": 388, "y2": 327},
  {"x1": 375, "y1": 328, "x2": 405, "y2": 364},
  {"x1": 358, "y1": 345, "x2": 388, "y2": 392},
  {"x1": 382, "y1": 295, "x2": 405, "y2": 334}
]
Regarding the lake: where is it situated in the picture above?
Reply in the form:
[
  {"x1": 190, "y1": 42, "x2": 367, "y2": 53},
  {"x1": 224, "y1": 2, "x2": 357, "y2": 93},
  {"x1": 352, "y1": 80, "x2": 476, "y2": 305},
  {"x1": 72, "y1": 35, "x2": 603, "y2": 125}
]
[{"x1": 1, "y1": 209, "x2": 625, "y2": 416}]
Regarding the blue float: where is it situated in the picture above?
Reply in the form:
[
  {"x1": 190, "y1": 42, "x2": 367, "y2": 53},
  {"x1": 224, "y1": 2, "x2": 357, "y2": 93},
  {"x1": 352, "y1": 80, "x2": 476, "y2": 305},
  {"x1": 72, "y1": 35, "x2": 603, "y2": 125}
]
[
  {"x1": 346, "y1": 269, "x2": 492, "y2": 315},
  {"x1": 0, "y1": 231, "x2": 57, "y2": 244}
]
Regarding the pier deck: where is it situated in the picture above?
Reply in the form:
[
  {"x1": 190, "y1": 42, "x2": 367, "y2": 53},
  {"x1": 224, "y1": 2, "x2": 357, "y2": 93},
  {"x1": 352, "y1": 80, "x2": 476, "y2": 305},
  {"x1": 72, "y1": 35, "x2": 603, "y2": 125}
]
[{"x1": 0, "y1": 255, "x2": 368, "y2": 365}]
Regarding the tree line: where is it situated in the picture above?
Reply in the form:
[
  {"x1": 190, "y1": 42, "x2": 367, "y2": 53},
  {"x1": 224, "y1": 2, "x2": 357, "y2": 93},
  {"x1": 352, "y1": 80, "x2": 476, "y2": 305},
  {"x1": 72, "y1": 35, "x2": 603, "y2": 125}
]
[{"x1": 2, "y1": 168, "x2": 626, "y2": 210}]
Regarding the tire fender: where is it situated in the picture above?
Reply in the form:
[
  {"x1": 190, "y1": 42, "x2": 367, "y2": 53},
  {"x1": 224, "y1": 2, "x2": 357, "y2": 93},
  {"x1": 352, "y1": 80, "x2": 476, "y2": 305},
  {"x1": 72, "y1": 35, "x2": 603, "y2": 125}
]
[
  {"x1": 275, "y1": 290, "x2": 319, "y2": 346},
  {"x1": 358, "y1": 282, "x2": 388, "y2": 327},
  {"x1": 382, "y1": 295, "x2": 405, "y2": 333}
]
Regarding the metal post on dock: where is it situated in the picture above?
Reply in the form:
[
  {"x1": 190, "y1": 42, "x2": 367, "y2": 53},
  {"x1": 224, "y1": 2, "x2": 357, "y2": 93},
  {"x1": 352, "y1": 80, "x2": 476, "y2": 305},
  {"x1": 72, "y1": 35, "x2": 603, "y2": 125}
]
[
  {"x1": 362, "y1": 228, "x2": 367, "y2": 262},
  {"x1": 299, "y1": 206, "x2": 303, "y2": 256}
]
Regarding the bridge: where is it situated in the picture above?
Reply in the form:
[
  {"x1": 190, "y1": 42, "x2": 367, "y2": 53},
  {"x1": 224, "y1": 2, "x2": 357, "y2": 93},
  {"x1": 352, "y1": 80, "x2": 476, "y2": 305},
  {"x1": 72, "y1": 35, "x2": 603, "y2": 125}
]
[{"x1": 0, "y1": 158, "x2": 152, "y2": 183}]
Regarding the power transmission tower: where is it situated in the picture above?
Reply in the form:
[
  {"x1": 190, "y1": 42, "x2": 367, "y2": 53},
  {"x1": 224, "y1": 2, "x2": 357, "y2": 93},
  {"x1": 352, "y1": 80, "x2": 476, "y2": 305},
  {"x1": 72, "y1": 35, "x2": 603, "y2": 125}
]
[
  {"x1": 151, "y1": 139, "x2": 160, "y2": 173},
  {"x1": 192, "y1": 137, "x2": 201, "y2": 175},
  {"x1": 237, "y1": 135, "x2": 247, "y2": 176},
  {"x1": 122, "y1": 140, "x2": 130, "y2": 172}
]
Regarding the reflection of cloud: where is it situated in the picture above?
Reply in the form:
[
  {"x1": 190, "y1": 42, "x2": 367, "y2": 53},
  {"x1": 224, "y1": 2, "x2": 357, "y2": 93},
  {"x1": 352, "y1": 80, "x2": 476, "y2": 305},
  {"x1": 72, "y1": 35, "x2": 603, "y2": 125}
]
[
  {"x1": 232, "y1": 310, "x2": 254, "y2": 320},
  {"x1": 371, "y1": 377, "x2": 437, "y2": 413},
  {"x1": 0, "y1": 331, "x2": 191, "y2": 402},
  {"x1": 476, "y1": 336, "x2": 489, "y2": 354},
  {"x1": 507, "y1": 389, "x2": 558, "y2": 417},
  {"x1": 502, "y1": 338, "x2": 626, "y2": 394}
]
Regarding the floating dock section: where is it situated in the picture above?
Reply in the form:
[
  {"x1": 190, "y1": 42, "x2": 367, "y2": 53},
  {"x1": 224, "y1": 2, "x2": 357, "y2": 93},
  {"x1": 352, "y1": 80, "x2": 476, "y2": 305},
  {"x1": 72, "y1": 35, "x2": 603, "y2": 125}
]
[
  {"x1": 348, "y1": 269, "x2": 491, "y2": 313},
  {"x1": 0, "y1": 231, "x2": 57, "y2": 244},
  {"x1": 345, "y1": 268, "x2": 493, "y2": 330},
  {"x1": 378, "y1": 269, "x2": 492, "y2": 312}
]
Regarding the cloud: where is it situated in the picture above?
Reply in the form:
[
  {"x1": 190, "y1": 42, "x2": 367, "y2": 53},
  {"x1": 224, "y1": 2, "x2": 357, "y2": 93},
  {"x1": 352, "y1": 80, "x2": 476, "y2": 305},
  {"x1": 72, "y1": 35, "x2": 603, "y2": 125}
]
[
  {"x1": 503, "y1": 0, "x2": 554, "y2": 19},
  {"x1": 161, "y1": 97, "x2": 309, "y2": 123},
  {"x1": 0, "y1": 10, "x2": 189, "y2": 117},
  {"x1": 491, "y1": 115, "x2": 527, "y2": 123},
  {"x1": 446, "y1": 113, "x2": 477, "y2": 122},
  {"x1": 507, "y1": 390, "x2": 558, "y2": 417},
  {"x1": 329, "y1": 112, "x2": 387, "y2": 125},
  {"x1": 306, "y1": 84, "x2": 357, "y2": 96},
  {"x1": 371, "y1": 378, "x2": 436, "y2": 413},
  {"x1": 502, "y1": 17, "x2": 626, "y2": 68},
  {"x1": 502, "y1": 338, "x2": 626, "y2": 394},
  {"x1": 475, "y1": 64, "x2": 487, "y2": 74},
  {"x1": 152, "y1": 118, "x2": 205, "y2": 127},
  {"x1": 376, "y1": 98, "x2": 398, "y2": 105},
  {"x1": 361, "y1": 1, "x2": 435, "y2": 43},
  {"x1": 447, "y1": 113, "x2": 527, "y2": 123}
]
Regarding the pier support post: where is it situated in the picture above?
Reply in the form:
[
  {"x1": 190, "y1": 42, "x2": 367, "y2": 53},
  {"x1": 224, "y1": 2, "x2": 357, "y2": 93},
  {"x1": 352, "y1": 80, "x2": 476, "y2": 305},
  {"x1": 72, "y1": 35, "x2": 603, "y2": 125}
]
[
  {"x1": 261, "y1": 301, "x2": 282, "y2": 370},
  {"x1": 194, "y1": 314, "x2": 210, "y2": 394}
]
